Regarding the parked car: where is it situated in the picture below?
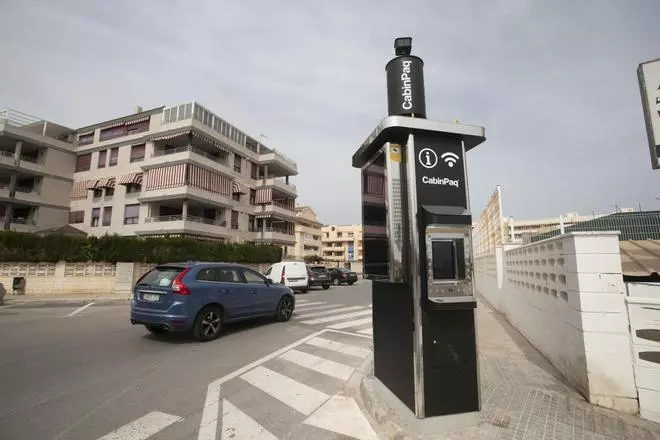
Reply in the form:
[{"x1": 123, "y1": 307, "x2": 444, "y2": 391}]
[
  {"x1": 328, "y1": 267, "x2": 359, "y2": 286},
  {"x1": 307, "y1": 265, "x2": 331, "y2": 290},
  {"x1": 264, "y1": 261, "x2": 310, "y2": 293},
  {"x1": 130, "y1": 262, "x2": 295, "y2": 342}
]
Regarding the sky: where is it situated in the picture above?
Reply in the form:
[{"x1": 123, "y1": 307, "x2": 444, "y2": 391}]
[{"x1": 1, "y1": 0, "x2": 659, "y2": 224}]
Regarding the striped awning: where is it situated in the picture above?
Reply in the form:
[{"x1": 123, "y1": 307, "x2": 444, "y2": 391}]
[
  {"x1": 144, "y1": 164, "x2": 186, "y2": 190},
  {"x1": 188, "y1": 164, "x2": 232, "y2": 196},
  {"x1": 255, "y1": 188, "x2": 272, "y2": 204},
  {"x1": 150, "y1": 130, "x2": 190, "y2": 142},
  {"x1": 77, "y1": 130, "x2": 94, "y2": 137},
  {"x1": 98, "y1": 177, "x2": 116, "y2": 188},
  {"x1": 118, "y1": 172, "x2": 143, "y2": 185},
  {"x1": 86, "y1": 179, "x2": 100, "y2": 190},
  {"x1": 191, "y1": 131, "x2": 230, "y2": 153},
  {"x1": 101, "y1": 120, "x2": 125, "y2": 129},
  {"x1": 125, "y1": 115, "x2": 150, "y2": 125},
  {"x1": 70, "y1": 180, "x2": 89, "y2": 200},
  {"x1": 232, "y1": 181, "x2": 247, "y2": 194}
]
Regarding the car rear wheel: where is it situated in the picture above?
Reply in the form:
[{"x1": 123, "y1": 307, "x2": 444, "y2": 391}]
[
  {"x1": 276, "y1": 296, "x2": 294, "y2": 322},
  {"x1": 348, "y1": 281, "x2": 354, "y2": 286},
  {"x1": 193, "y1": 306, "x2": 223, "y2": 342},
  {"x1": 333, "y1": 278, "x2": 340, "y2": 286},
  {"x1": 322, "y1": 283, "x2": 330, "y2": 290},
  {"x1": 145, "y1": 324, "x2": 168, "y2": 334}
]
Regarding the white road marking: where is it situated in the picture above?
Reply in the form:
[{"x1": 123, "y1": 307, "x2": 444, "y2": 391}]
[
  {"x1": 294, "y1": 301, "x2": 326, "y2": 308},
  {"x1": 96, "y1": 411, "x2": 182, "y2": 440},
  {"x1": 67, "y1": 302, "x2": 95, "y2": 317},
  {"x1": 304, "y1": 395, "x2": 379, "y2": 440},
  {"x1": 305, "y1": 337, "x2": 371, "y2": 358},
  {"x1": 0, "y1": 304, "x2": 14, "y2": 309},
  {"x1": 326, "y1": 329, "x2": 373, "y2": 339},
  {"x1": 240, "y1": 366, "x2": 330, "y2": 415},
  {"x1": 301, "y1": 309, "x2": 372, "y2": 325},
  {"x1": 197, "y1": 381, "x2": 222, "y2": 440},
  {"x1": 221, "y1": 399, "x2": 278, "y2": 440},
  {"x1": 295, "y1": 299, "x2": 311, "y2": 304},
  {"x1": 327, "y1": 317, "x2": 373, "y2": 330},
  {"x1": 295, "y1": 304, "x2": 343, "y2": 312},
  {"x1": 197, "y1": 330, "x2": 327, "y2": 436},
  {"x1": 280, "y1": 349, "x2": 355, "y2": 381},
  {"x1": 358, "y1": 328, "x2": 374, "y2": 336},
  {"x1": 297, "y1": 306, "x2": 364, "y2": 320}
]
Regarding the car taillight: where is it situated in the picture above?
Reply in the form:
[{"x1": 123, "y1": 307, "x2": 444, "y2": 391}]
[
  {"x1": 280, "y1": 266, "x2": 286, "y2": 284},
  {"x1": 172, "y1": 268, "x2": 191, "y2": 295},
  {"x1": 342, "y1": 273, "x2": 348, "y2": 278}
]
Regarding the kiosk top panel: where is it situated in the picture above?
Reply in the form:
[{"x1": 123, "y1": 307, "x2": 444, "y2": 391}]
[{"x1": 352, "y1": 116, "x2": 486, "y2": 168}]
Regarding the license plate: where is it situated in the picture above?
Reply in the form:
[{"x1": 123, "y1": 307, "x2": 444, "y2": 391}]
[{"x1": 143, "y1": 293, "x2": 160, "y2": 302}]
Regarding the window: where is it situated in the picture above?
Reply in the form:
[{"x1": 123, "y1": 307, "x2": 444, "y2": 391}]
[
  {"x1": 124, "y1": 204, "x2": 139, "y2": 225},
  {"x1": 337, "y1": 232, "x2": 343, "y2": 238},
  {"x1": 249, "y1": 189, "x2": 256, "y2": 205},
  {"x1": 138, "y1": 266, "x2": 186, "y2": 288},
  {"x1": 92, "y1": 189, "x2": 103, "y2": 198},
  {"x1": 196, "y1": 268, "x2": 217, "y2": 282},
  {"x1": 109, "y1": 147, "x2": 118, "y2": 166},
  {"x1": 230, "y1": 210, "x2": 239, "y2": 230},
  {"x1": 249, "y1": 161, "x2": 258, "y2": 179},
  {"x1": 105, "y1": 187, "x2": 114, "y2": 197},
  {"x1": 126, "y1": 184, "x2": 141, "y2": 194},
  {"x1": 78, "y1": 133, "x2": 94, "y2": 145},
  {"x1": 233, "y1": 154, "x2": 242, "y2": 173},
  {"x1": 126, "y1": 120, "x2": 149, "y2": 135},
  {"x1": 216, "y1": 268, "x2": 242, "y2": 283},
  {"x1": 102, "y1": 207, "x2": 112, "y2": 226},
  {"x1": 69, "y1": 210, "x2": 84, "y2": 224},
  {"x1": 97, "y1": 150, "x2": 107, "y2": 168},
  {"x1": 264, "y1": 266, "x2": 273, "y2": 276},
  {"x1": 76, "y1": 153, "x2": 92, "y2": 172},
  {"x1": 91, "y1": 208, "x2": 100, "y2": 227},
  {"x1": 242, "y1": 269, "x2": 266, "y2": 284},
  {"x1": 130, "y1": 144, "x2": 146, "y2": 163},
  {"x1": 232, "y1": 193, "x2": 240, "y2": 202}
]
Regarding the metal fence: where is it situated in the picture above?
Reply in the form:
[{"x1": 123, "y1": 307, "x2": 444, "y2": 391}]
[{"x1": 531, "y1": 211, "x2": 660, "y2": 242}]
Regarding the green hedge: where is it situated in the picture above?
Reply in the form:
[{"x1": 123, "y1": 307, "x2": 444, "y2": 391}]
[{"x1": 0, "y1": 232, "x2": 283, "y2": 264}]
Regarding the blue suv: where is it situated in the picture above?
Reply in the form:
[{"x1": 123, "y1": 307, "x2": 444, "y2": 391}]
[{"x1": 130, "y1": 262, "x2": 295, "y2": 341}]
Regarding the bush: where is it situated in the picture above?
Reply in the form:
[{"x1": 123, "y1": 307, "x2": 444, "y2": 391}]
[{"x1": 0, "y1": 232, "x2": 283, "y2": 264}]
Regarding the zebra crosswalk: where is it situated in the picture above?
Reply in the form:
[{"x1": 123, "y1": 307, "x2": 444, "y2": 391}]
[{"x1": 292, "y1": 300, "x2": 373, "y2": 335}]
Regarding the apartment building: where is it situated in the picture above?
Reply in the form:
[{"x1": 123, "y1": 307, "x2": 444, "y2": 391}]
[
  {"x1": 502, "y1": 212, "x2": 609, "y2": 244},
  {"x1": 288, "y1": 206, "x2": 323, "y2": 260},
  {"x1": 321, "y1": 224, "x2": 363, "y2": 271},
  {"x1": 0, "y1": 109, "x2": 76, "y2": 232},
  {"x1": 68, "y1": 102, "x2": 299, "y2": 245}
]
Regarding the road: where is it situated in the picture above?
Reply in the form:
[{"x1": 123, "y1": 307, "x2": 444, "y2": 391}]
[{"x1": 0, "y1": 281, "x2": 375, "y2": 440}]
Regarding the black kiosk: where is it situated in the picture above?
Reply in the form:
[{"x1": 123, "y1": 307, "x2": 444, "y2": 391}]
[{"x1": 352, "y1": 38, "x2": 486, "y2": 422}]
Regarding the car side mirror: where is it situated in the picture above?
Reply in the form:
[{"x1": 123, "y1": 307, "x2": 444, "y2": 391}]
[{"x1": 265, "y1": 278, "x2": 273, "y2": 285}]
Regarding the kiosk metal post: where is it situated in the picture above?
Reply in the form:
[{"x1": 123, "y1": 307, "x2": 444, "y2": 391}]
[{"x1": 353, "y1": 38, "x2": 487, "y2": 422}]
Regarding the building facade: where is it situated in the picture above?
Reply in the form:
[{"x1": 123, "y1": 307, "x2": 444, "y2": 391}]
[
  {"x1": 289, "y1": 206, "x2": 323, "y2": 260},
  {"x1": 321, "y1": 224, "x2": 363, "y2": 272},
  {"x1": 0, "y1": 109, "x2": 77, "y2": 232},
  {"x1": 502, "y1": 212, "x2": 609, "y2": 244},
  {"x1": 1, "y1": 103, "x2": 300, "y2": 246}
]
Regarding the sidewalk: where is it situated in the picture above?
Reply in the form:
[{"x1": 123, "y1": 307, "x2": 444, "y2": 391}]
[
  {"x1": 1, "y1": 292, "x2": 131, "y2": 307},
  {"x1": 356, "y1": 298, "x2": 660, "y2": 440}
]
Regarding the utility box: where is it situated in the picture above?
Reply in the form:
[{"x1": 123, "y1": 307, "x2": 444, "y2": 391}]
[{"x1": 12, "y1": 277, "x2": 26, "y2": 295}]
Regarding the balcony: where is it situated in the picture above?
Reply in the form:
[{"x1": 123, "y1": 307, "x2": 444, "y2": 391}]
[
  {"x1": 18, "y1": 156, "x2": 46, "y2": 174},
  {"x1": 134, "y1": 215, "x2": 230, "y2": 238},
  {"x1": 254, "y1": 200, "x2": 297, "y2": 221},
  {"x1": 13, "y1": 187, "x2": 42, "y2": 204},
  {"x1": 0, "y1": 183, "x2": 9, "y2": 198},
  {"x1": 138, "y1": 185, "x2": 233, "y2": 207},
  {"x1": 251, "y1": 227, "x2": 296, "y2": 245},
  {"x1": 257, "y1": 149, "x2": 298, "y2": 176},
  {"x1": 0, "y1": 217, "x2": 37, "y2": 233},
  {"x1": 146, "y1": 146, "x2": 233, "y2": 177},
  {"x1": 256, "y1": 178, "x2": 296, "y2": 196}
]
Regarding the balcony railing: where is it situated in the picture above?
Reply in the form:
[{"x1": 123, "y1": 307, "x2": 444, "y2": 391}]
[
  {"x1": 268, "y1": 199, "x2": 296, "y2": 212},
  {"x1": 145, "y1": 215, "x2": 227, "y2": 226},
  {"x1": 14, "y1": 186, "x2": 38, "y2": 194},
  {"x1": 152, "y1": 146, "x2": 228, "y2": 165},
  {"x1": 253, "y1": 227, "x2": 295, "y2": 236},
  {"x1": 0, "y1": 109, "x2": 42, "y2": 128},
  {"x1": 19, "y1": 155, "x2": 40, "y2": 164},
  {"x1": 0, "y1": 217, "x2": 36, "y2": 225}
]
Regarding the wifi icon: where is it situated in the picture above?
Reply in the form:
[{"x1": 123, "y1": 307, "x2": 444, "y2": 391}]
[{"x1": 441, "y1": 152, "x2": 460, "y2": 167}]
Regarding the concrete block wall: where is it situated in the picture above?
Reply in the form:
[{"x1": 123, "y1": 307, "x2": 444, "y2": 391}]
[
  {"x1": 0, "y1": 261, "x2": 272, "y2": 296},
  {"x1": 626, "y1": 282, "x2": 660, "y2": 423},
  {"x1": 474, "y1": 232, "x2": 638, "y2": 414}
]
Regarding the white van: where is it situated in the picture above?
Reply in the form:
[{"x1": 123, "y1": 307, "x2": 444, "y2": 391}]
[{"x1": 264, "y1": 261, "x2": 310, "y2": 292}]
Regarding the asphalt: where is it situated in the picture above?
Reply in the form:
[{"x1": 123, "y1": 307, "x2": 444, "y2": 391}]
[{"x1": 0, "y1": 282, "x2": 373, "y2": 440}]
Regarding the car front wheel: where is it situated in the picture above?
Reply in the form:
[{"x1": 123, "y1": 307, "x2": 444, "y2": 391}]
[
  {"x1": 333, "y1": 278, "x2": 340, "y2": 286},
  {"x1": 276, "y1": 296, "x2": 294, "y2": 322},
  {"x1": 193, "y1": 306, "x2": 223, "y2": 342},
  {"x1": 322, "y1": 283, "x2": 330, "y2": 290}
]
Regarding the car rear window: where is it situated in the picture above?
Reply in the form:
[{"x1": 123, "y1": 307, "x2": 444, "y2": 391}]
[
  {"x1": 137, "y1": 266, "x2": 186, "y2": 288},
  {"x1": 310, "y1": 266, "x2": 327, "y2": 273}
]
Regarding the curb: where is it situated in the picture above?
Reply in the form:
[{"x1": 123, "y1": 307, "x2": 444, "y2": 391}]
[
  {"x1": 1, "y1": 295, "x2": 132, "y2": 307},
  {"x1": 345, "y1": 355, "x2": 413, "y2": 440}
]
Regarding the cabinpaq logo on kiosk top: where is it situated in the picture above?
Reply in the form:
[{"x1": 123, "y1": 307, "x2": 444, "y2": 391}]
[
  {"x1": 401, "y1": 60, "x2": 413, "y2": 110},
  {"x1": 422, "y1": 176, "x2": 460, "y2": 188}
]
